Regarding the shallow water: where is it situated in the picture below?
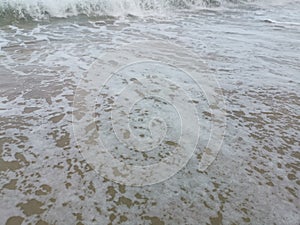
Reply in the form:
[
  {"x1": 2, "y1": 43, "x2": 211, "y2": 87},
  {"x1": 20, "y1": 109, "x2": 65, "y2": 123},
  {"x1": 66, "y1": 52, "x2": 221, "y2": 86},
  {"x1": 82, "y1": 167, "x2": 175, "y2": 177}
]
[{"x1": 0, "y1": 0, "x2": 299, "y2": 224}]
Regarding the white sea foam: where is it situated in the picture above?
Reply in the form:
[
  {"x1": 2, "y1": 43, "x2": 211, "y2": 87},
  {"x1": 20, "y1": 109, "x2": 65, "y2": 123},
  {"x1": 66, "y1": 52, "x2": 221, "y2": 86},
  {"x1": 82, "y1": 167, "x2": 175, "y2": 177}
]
[{"x1": 0, "y1": 0, "x2": 238, "y2": 19}]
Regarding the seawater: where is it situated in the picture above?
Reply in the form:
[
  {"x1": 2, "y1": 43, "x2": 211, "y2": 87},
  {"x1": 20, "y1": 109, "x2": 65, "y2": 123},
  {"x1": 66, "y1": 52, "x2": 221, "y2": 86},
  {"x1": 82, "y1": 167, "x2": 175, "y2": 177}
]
[{"x1": 0, "y1": 0, "x2": 299, "y2": 224}]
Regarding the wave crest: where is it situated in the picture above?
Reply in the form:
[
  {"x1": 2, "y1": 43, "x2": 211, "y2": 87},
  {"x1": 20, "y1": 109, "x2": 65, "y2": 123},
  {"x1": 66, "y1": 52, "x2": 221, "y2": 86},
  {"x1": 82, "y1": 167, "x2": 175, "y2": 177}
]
[{"x1": 0, "y1": 0, "x2": 235, "y2": 20}]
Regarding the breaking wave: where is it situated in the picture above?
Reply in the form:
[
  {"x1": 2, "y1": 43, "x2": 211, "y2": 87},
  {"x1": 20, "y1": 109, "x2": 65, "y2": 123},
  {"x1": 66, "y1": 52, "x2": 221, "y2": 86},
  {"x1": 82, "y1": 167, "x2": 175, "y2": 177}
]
[{"x1": 0, "y1": 0, "x2": 244, "y2": 20}]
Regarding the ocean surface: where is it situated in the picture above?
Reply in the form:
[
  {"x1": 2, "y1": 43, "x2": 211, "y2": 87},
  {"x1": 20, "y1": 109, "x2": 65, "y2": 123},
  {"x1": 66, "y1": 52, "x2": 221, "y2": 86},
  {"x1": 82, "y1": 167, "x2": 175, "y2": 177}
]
[{"x1": 0, "y1": 0, "x2": 299, "y2": 224}]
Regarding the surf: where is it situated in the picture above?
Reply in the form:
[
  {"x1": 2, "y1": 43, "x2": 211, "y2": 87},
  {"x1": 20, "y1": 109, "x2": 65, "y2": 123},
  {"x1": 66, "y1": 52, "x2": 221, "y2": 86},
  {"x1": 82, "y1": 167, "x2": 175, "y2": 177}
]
[{"x1": 0, "y1": 0, "x2": 242, "y2": 20}]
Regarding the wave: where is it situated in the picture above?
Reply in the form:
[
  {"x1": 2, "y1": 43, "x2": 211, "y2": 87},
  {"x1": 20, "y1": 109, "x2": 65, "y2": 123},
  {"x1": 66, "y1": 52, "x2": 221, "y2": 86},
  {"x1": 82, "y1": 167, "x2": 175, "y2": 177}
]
[{"x1": 0, "y1": 0, "x2": 243, "y2": 20}]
